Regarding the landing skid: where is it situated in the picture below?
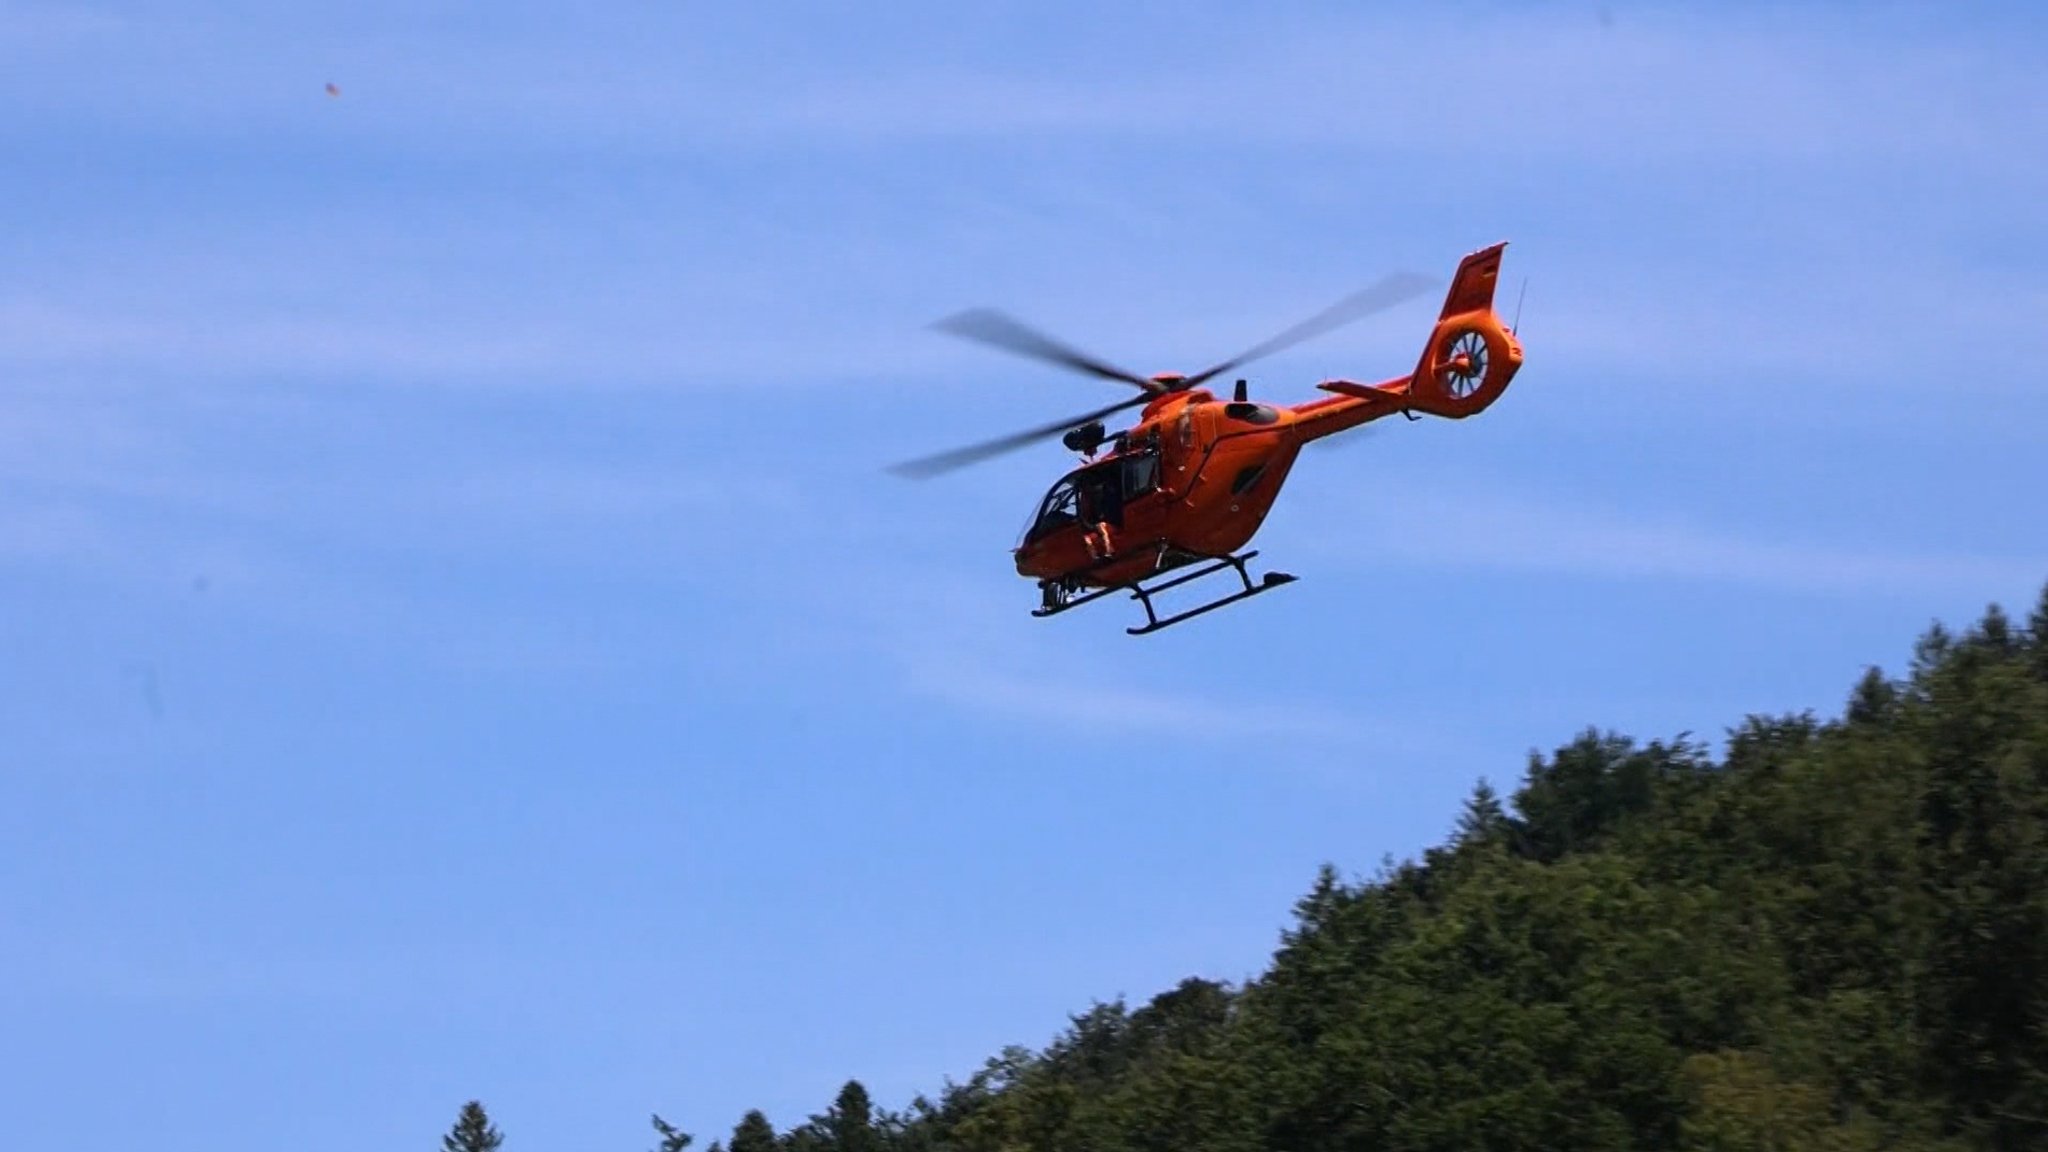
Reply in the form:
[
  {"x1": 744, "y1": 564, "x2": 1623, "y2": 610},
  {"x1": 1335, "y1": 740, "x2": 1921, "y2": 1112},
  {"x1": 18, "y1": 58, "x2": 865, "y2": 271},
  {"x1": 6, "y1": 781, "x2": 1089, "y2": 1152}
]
[{"x1": 1033, "y1": 550, "x2": 1298, "y2": 636}]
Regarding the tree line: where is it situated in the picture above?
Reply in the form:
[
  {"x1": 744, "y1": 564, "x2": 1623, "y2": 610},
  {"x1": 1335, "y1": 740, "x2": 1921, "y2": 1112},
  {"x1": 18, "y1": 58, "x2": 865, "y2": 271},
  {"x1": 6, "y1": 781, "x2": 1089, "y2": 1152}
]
[{"x1": 442, "y1": 583, "x2": 2048, "y2": 1151}]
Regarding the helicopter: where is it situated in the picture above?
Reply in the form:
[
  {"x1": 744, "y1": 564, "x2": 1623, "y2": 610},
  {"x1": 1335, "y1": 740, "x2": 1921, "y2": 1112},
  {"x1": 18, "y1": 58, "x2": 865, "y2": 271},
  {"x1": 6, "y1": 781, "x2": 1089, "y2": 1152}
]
[{"x1": 890, "y1": 242, "x2": 1525, "y2": 635}]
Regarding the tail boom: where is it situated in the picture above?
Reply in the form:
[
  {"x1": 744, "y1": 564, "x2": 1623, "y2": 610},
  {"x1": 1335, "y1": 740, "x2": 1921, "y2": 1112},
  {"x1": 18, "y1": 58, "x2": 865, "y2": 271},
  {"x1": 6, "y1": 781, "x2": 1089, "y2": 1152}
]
[{"x1": 1285, "y1": 241, "x2": 1523, "y2": 443}]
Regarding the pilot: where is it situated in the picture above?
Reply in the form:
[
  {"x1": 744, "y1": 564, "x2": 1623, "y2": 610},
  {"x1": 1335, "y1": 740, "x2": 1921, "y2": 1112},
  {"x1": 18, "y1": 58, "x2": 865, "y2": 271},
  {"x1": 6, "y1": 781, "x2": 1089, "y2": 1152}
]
[
  {"x1": 1087, "y1": 520, "x2": 1114, "y2": 561},
  {"x1": 1077, "y1": 487, "x2": 1115, "y2": 561}
]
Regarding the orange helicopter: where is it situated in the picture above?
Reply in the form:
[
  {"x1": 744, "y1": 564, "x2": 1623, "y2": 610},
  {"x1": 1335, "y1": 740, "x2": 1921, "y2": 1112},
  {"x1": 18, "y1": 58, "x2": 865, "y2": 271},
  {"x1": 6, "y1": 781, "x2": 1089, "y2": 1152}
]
[{"x1": 891, "y1": 242, "x2": 1525, "y2": 635}]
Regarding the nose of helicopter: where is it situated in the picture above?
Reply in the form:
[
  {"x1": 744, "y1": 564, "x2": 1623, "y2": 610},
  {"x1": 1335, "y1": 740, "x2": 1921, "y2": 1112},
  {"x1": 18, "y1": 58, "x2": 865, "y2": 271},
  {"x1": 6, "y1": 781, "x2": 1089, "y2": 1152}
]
[{"x1": 1013, "y1": 540, "x2": 1053, "y2": 579}]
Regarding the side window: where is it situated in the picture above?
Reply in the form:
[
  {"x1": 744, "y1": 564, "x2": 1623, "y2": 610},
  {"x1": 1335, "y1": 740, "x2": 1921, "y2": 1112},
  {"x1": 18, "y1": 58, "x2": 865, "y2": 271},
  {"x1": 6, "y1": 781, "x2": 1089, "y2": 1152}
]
[{"x1": 1123, "y1": 451, "x2": 1160, "y2": 497}]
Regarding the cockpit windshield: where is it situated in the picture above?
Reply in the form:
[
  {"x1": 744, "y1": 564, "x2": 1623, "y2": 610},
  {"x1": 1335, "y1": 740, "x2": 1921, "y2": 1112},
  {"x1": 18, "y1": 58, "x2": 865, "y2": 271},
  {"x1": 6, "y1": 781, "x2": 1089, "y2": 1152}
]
[
  {"x1": 1019, "y1": 447, "x2": 1163, "y2": 546},
  {"x1": 1021, "y1": 475, "x2": 1083, "y2": 543}
]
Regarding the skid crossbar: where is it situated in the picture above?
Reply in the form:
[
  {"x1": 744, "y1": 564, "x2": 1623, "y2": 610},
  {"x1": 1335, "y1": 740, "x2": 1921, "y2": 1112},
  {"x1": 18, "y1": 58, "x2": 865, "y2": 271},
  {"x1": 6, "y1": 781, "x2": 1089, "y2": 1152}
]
[
  {"x1": 1125, "y1": 552, "x2": 1297, "y2": 635},
  {"x1": 1031, "y1": 550, "x2": 1297, "y2": 636}
]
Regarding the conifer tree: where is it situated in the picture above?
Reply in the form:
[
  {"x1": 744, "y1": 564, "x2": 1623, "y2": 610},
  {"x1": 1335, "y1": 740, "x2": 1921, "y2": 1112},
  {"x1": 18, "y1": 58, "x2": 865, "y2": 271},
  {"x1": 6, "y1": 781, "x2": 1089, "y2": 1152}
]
[
  {"x1": 826, "y1": 1081, "x2": 878, "y2": 1152},
  {"x1": 1847, "y1": 665, "x2": 1898, "y2": 725},
  {"x1": 441, "y1": 1101, "x2": 504, "y2": 1152},
  {"x1": 650, "y1": 1114, "x2": 693, "y2": 1152},
  {"x1": 1453, "y1": 777, "x2": 1509, "y2": 846},
  {"x1": 727, "y1": 1109, "x2": 778, "y2": 1152}
]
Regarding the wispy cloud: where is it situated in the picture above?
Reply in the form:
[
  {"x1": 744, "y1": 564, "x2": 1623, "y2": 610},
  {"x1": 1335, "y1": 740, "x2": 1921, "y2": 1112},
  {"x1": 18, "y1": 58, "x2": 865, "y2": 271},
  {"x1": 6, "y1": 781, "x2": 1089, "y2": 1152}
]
[
  {"x1": 1303, "y1": 484, "x2": 2047, "y2": 601},
  {"x1": 0, "y1": 446, "x2": 792, "y2": 634},
  {"x1": 757, "y1": 11, "x2": 2029, "y2": 165},
  {"x1": 0, "y1": 297, "x2": 559, "y2": 381},
  {"x1": 0, "y1": 481, "x2": 409, "y2": 630},
  {"x1": 0, "y1": 289, "x2": 976, "y2": 390},
  {"x1": 874, "y1": 574, "x2": 1470, "y2": 763},
  {"x1": 1498, "y1": 263, "x2": 2048, "y2": 393},
  {"x1": 0, "y1": 1, "x2": 126, "y2": 40},
  {"x1": 903, "y1": 652, "x2": 1364, "y2": 743},
  {"x1": 3, "y1": 6, "x2": 2034, "y2": 171},
  {"x1": 4, "y1": 5, "x2": 2036, "y2": 404}
]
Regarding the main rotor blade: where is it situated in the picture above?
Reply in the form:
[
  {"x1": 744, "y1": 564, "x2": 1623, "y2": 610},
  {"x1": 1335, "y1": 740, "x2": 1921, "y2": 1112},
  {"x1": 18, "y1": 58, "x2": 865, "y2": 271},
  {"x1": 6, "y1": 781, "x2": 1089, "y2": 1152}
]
[
  {"x1": 886, "y1": 394, "x2": 1152, "y2": 480},
  {"x1": 1182, "y1": 271, "x2": 1437, "y2": 390},
  {"x1": 931, "y1": 308, "x2": 1161, "y2": 393}
]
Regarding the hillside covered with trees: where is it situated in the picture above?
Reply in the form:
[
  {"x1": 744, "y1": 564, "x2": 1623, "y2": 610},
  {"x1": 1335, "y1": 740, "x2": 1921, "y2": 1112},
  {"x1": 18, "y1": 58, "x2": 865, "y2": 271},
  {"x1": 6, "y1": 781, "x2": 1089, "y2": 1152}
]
[{"x1": 460, "y1": 587, "x2": 2048, "y2": 1152}]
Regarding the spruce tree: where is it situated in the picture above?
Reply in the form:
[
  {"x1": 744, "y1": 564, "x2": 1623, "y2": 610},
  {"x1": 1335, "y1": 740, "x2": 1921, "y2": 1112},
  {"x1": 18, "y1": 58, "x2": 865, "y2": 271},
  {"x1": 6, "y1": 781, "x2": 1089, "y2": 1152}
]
[
  {"x1": 1453, "y1": 777, "x2": 1509, "y2": 846},
  {"x1": 826, "y1": 1081, "x2": 878, "y2": 1152},
  {"x1": 1847, "y1": 665, "x2": 1899, "y2": 725},
  {"x1": 441, "y1": 1101, "x2": 504, "y2": 1152},
  {"x1": 650, "y1": 1114, "x2": 693, "y2": 1152},
  {"x1": 727, "y1": 1109, "x2": 778, "y2": 1152}
]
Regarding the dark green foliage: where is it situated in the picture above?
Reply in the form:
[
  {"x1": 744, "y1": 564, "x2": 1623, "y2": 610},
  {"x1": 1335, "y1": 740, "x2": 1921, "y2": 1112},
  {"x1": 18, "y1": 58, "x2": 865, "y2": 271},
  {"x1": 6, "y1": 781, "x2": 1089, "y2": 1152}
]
[
  {"x1": 728, "y1": 1110, "x2": 777, "y2": 1152},
  {"x1": 825, "y1": 1081, "x2": 881, "y2": 1152},
  {"x1": 688, "y1": 583, "x2": 2048, "y2": 1152},
  {"x1": 651, "y1": 1114, "x2": 694, "y2": 1152},
  {"x1": 441, "y1": 1101, "x2": 504, "y2": 1152}
]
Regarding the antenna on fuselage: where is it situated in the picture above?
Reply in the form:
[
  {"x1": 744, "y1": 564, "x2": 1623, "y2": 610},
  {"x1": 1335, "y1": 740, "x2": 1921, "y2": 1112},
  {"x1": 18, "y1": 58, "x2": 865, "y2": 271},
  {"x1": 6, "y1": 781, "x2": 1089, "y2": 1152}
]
[{"x1": 1510, "y1": 277, "x2": 1528, "y2": 334}]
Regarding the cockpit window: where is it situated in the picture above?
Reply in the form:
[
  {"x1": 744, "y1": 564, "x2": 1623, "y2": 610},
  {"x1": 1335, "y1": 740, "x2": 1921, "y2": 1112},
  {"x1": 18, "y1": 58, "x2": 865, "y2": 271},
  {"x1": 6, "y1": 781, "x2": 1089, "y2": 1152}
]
[
  {"x1": 1020, "y1": 448, "x2": 1163, "y2": 545},
  {"x1": 1023, "y1": 477, "x2": 1081, "y2": 543}
]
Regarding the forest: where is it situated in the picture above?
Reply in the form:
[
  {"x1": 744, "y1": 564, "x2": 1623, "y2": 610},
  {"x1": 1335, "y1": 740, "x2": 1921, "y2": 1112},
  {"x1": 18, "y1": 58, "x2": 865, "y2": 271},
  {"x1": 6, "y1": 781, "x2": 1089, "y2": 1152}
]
[{"x1": 444, "y1": 584, "x2": 2048, "y2": 1152}]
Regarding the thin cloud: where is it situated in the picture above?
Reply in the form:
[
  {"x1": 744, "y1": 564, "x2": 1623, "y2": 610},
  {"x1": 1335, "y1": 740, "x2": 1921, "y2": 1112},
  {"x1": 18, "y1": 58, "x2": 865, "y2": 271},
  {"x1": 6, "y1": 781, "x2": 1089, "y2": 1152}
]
[
  {"x1": 1308, "y1": 486, "x2": 2048, "y2": 601},
  {"x1": 1494, "y1": 265, "x2": 2048, "y2": 391},
  {"x1": 0, "y1": 2, "x2": 127, "y2": 40},
  {"x1": 2, "y1": 7, "x2": 2033, "y2": 172},
  {"x1": 0, "y1": 293, "x2": 969, "y2": 390},
  {"x1": 0, "y1": 297, "x2": 558, "y2": 380},
  {"x1": 905, "y1": 656, "x2": 1357, "y2": 741},
  {"x1": 890, "y1": 624, "x2": 1464, "y2": 763},
  {"x1": 763, "y1": 15, "x2": 2022, "y2": 165}
]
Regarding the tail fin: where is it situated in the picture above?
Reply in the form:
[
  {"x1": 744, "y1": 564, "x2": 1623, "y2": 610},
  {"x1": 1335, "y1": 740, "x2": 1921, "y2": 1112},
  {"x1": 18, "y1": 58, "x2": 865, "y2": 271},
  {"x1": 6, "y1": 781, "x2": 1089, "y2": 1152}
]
[{"x1": 1404, "y1": 241, "x2": 1524, "y2": 418}]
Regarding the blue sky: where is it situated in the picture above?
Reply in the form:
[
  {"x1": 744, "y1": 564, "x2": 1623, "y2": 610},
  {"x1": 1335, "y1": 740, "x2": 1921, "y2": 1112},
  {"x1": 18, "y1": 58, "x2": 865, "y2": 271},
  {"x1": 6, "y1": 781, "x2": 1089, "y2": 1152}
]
[{"x1": 3, "y1": 2, "x2": 2045, "y2": 1149}]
